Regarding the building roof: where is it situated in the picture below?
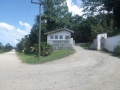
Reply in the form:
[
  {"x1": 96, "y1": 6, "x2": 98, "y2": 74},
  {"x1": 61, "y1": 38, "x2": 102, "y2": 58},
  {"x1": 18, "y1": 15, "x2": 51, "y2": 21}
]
[{"x1": 44, "y1": 28, "x2": 74, "y2": 35}]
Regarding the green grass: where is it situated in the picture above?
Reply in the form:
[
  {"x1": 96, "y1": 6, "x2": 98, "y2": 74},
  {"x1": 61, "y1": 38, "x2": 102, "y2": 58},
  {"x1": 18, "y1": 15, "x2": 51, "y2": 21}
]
[
  {"x1": 100, "y1": 49, "x2": 120, "y2": 58},
  {"x1": 16, "y1": 49, "x2": 75, "y2": 64},
  {"x1": 0, "y1": 50, "x2": 7, "y2": 54},
  {"x1": 80, "y1": 42, "x2": 92, "y2": 49}
]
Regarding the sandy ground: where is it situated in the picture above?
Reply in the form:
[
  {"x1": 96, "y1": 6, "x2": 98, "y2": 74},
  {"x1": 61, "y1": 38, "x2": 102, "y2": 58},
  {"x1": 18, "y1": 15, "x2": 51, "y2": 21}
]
[{"x1": 0, "y1": 46, "x2": 120, "y2": 90}]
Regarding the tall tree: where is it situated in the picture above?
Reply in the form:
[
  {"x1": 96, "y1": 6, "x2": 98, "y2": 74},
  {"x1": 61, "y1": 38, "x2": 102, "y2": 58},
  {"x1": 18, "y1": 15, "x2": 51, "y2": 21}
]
[
  {"x1": 5, "y1": 43, "x2": 13, "y2": 51},
  {"x1": 81, "y1": 0, "x2": 120, "y2": 28},
  {"x1": 81, "y1": 0, "x2": 105, "y2": 17},
  {"x1": 41, "y1": 0, "x2": 70, "y2": 31},
  {"x1": 104, "y1": 0, "x2": 120, "y2": 28},
  {"x1": 0, "y1": 42, "x2": 2, "y2": 49},
  {"x1": 91, "y1": 13, "x2": 114, "y2": 36},
  {"x1": 69, "y1": 15, "x2": 83, "y2": 43}
]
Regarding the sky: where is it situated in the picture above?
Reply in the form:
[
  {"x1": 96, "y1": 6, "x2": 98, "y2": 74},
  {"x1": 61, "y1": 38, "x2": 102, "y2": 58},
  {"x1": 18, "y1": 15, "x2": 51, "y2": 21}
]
[{"x1": 0, "y1": 0, "x2": 83, "y2": 47}]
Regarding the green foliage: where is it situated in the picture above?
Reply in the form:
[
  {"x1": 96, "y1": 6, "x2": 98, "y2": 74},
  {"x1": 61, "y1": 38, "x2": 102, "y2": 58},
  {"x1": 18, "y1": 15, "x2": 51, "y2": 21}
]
[
  {"x1": 69, "y1": 15, "x2": 84, "y2": 43},
  {"x1": 80, "y1": 42, "x2": 92, "y2": 49},
  {"x1": 41, "y1": 42, "x2": 52, "y2": 56},
  {"x1": 16, "y1": 35, "x2": 31, "y2": 54},
  {"x1": 114, "y1": 41, "x2": 120, "y2": 55},
  {"x1": 23, "y1": 36, "x2": 31, "y2": 54},
  {"x1": 91, "y1": 19, "x2": 114, "y2": 35},
  {"x1": 41, "y1": 0, "x2": 70, "y2": 31},
  {"x1": 31, "y1": 44, "x2": 38, "y2": 54},
  {"x1": 104, "y1": 0, "x2": 120, "y2": 28},
  {"x1": 81, "y1": 0, "x2": 120, "y2": 28},
  {"x1": 0, "y1": 42, "x2": 13, "y2": 53},
  {"x1": 4, "y1": 43, "x2": 13, "y2": 52},
  {"x1": 73, "y1": 16, "x2": 98, "y2": 43},
  {"x1": 81, "y1": 0, "x2": 104, "y2": 17}
]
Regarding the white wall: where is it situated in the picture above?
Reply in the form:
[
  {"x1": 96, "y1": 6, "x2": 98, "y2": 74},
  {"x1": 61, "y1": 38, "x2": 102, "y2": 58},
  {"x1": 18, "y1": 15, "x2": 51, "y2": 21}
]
[
  {"x1": 89, "y1": 39, "x2": 97, "y2": 49},
  {"x1": 97, "y1": 33, "x2": 107, "y2": 50},
  {"x1": 90, "y1": 33, "x2": 120, "y2": 52},
  {"x1": 105, "y1": 35, "x2": 120, "y2": 52},
  {"x1": 47, "y1": 30, "x2": 71, "y2": 40},
  {"x1": 70, "y1": 38, "x2": 74, "y2": 46},
  {"x1": 47, "y1": 30, "x2": 71, "y2": 44}
]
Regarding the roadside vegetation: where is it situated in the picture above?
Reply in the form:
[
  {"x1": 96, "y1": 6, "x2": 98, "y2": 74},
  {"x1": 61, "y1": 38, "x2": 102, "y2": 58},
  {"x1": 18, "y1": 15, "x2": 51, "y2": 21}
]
[
  {"x1": 80, "y1": 42, "x2": 92, "y2": 49},
  {"x1": 0, "y1": 42, "x2": 13, "y2": 54},
  {"x1": 114, "y1": 41, "x2": 120, "y2": 57},
  {"x1": 17, "y1": 49, "x2": 75, "y2": 64}
]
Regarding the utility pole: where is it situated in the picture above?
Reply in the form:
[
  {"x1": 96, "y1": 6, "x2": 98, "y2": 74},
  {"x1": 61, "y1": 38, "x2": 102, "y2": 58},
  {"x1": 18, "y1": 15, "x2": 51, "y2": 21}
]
[{"x1": 31, "y1": 0, "x2": 41, "y2": 60}]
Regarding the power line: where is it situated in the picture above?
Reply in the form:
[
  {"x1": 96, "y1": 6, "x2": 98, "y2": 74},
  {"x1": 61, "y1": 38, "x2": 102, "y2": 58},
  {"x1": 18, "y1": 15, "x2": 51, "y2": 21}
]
[{"x1": 25, "y1": 3, "x2": 31, "y2": 22}]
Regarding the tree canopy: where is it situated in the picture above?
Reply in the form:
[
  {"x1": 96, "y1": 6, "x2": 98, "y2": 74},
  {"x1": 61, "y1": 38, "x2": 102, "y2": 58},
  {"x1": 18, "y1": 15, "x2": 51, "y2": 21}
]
[
  {"x1": 0, "y1": 42, "x2": 13, "y2": 53},
  {"x1": 81, "y1": 0, "x2": 120, "y2": 28},
  {"x1": 104, "y1": 0, "x2": 120, "y2": 28}
]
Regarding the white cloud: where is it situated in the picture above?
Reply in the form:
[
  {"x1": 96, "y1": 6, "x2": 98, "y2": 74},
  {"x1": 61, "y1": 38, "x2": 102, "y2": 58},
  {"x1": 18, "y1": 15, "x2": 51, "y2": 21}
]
[
  {"x1": 17, "y1": 28, "x2": 28, "y2": 35},
  {"x1": 0, "y1": 22, "x2": 32, "y2": 46},
  {"x1": 0, "y1": 22, "x2": 15, "y2": 31},
  {"x1": 14, "y1": 40, "x2": 19, "y2": 44},
  {"x1": 19, "y1": 21, "x2": 32, "y2": 32},
  {"x1": 66, "y1": 0, "x2": 83, "y2": 16}
]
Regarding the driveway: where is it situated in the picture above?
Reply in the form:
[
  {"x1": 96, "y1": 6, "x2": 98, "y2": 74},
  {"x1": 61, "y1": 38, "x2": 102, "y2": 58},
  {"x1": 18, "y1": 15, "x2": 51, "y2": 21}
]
[{"x1": 0, "y1": 46, "x2": 120, "y2": 90}]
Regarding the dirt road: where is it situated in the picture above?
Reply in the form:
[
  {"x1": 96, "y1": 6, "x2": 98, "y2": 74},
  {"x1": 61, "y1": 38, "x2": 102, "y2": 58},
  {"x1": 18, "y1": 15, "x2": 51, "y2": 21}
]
[{"x1": 0, "y1": 46, "x2": 120, "y2": 90}]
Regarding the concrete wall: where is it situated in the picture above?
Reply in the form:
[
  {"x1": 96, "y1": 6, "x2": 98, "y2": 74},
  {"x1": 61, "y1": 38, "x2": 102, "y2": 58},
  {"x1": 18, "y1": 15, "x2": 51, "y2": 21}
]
[
  {"x1": 90, "y1": 33, "x2": 120, "y2": 52},
  {"x1": 89, "y1": 39, "x2": 97, "y2": 49},
  {"x1": 105, "y1": 35, "x2": 120, "y2": 52},
  {"x1": 52, "y1": 40, "x2": 73, "y2": 49}
]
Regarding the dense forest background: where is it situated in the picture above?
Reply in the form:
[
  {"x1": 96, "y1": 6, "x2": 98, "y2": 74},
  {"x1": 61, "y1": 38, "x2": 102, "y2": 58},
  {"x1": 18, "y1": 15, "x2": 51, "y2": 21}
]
[
  {"x1": 16, "y1": 0, "x2": 120, "y2": 54},
  {"x1": 0, "y1": 43, "x2": 13, "y2": 53}
]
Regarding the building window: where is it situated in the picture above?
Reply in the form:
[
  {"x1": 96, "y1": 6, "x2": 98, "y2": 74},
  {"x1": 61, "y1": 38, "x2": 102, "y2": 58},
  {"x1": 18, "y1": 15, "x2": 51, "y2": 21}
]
[
  {"x1": 65, "y1": 36, "x2": 70, "y2": 39},
  {"x1": 50, "y1": 35, "x2": 53, "y2": 39},
  {"x1": 55, "y1": 35, "x2": 58, "y2": 39},
  {"x1": 59, "y1": 35, "x2": 63, "y2": 39}
]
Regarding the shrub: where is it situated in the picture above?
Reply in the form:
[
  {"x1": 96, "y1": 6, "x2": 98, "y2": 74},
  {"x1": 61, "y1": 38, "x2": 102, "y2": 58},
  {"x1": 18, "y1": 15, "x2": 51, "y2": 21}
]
[
  {"x1": 41, "y1": 42, "x2": 52, "y2": 56},
  {"x1": 30, "y1": 42, "x2": 52, "y2": 56},
  {"x1": 31, "y1": 44, "x2": 38, "y2": 54},
  {"x1": 114, "y1": 41, "x2": 120, "y2": 55}
]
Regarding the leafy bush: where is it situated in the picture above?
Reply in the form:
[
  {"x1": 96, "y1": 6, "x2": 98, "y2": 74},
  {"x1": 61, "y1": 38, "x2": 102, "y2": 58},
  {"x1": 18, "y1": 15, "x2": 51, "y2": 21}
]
[
  {"x1": 114, "y1": 41, "x2": 120, "y2": 55},
  {"x1": 41, "y1": 42, "x2": 52, "y2": 56},
  {"x1": 31, "y1": 44, "x2": 38, "y2": 54}
]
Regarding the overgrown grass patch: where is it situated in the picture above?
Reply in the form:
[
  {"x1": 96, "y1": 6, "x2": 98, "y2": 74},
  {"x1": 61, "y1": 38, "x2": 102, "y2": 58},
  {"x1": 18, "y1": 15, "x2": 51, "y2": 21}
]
[
  {"x1": 80, "y1": 42, "x2": 92, "y2": 49},
  {"x1": 0, "y1": 50, "x2": 3, "y2": 54},
  {"x1": 101, "y1": 49, "x2": 120, "y2": 58},
  {"x1": 16, "y1": 49, "x2": 75, "y2": 64},
  {"x1": 0, "y1": 50, "x2": 7, "y2": 54}
]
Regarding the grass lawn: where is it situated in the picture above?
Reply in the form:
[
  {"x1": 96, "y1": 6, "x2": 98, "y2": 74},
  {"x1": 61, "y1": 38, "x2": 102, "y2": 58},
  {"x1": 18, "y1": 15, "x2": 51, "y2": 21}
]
[
  {"x1": 16, "y1": 49, "x2": 75, "y2": 64},
  {"x1": 101, "y1": 49, "x2": 120, "y2": 58}
]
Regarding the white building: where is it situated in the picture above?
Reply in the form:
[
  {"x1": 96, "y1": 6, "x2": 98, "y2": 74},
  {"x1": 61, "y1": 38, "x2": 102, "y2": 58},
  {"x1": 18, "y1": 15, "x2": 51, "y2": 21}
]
[
  {"x1": 44, "y1": 28, "x2": 74, "y2": 49},
  {"x1": 90, "y1": 33, "x2": 120, "y2": 52}
]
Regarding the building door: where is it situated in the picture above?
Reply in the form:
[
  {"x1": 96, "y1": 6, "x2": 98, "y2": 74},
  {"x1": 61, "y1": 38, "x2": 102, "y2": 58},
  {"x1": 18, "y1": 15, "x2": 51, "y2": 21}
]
[{"x1": 100, "y1": 37, "x2": 105, "y2": 49}]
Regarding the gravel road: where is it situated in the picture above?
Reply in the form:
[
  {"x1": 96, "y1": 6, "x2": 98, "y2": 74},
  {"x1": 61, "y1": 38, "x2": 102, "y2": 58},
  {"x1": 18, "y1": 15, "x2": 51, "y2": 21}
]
[{"x1": 0, "y1": 46, "x2": 120, "y2": 90}]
